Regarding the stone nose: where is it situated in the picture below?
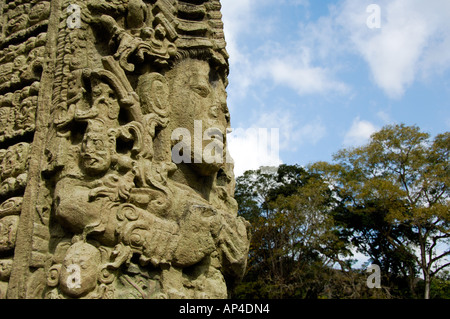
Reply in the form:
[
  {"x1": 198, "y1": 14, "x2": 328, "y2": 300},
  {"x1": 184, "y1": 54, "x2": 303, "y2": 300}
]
[
  {"x1": 204, "y1": 127, "x2": 224, "y2": 139},
  {"x1": 82, "y1": 139, "x2": 96, "y2": 153}
]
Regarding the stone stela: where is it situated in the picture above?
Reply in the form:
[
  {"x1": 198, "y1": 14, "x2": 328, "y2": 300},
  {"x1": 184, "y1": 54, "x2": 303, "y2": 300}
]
[{"x1": 0, "y1": 0, "x2": 250, "y2": 299}]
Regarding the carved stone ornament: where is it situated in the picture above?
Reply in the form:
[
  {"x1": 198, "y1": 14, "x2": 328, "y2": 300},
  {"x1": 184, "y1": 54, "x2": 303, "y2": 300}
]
[{"x1": 0, "y1": 0, "x2": 250, "y2": 299}]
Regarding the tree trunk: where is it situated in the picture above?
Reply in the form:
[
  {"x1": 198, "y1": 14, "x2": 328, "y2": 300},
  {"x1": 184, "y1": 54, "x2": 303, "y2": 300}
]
[
  {"x1": 419, "y1": 233, "x2": 430, "y2": 299},
  {"x1": 423, "y1": 271, "x2": 430, "y2": 299}
]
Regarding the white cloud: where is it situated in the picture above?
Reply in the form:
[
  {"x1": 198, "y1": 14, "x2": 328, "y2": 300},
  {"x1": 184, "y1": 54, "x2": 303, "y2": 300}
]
[
  {"x1": 252, "y1": 109, "x2": 327, "y2": 150},
  {"x1": 336, "y1": 0, "x2": 450, "y2": 98},
  {"x1": 222, "y1": 0, "x2": 450, "y2": 101},
  {"x1": 264, "y1": 56, "x2": 349, "y2": 95},
  {"x1": 344, "y1": 117, "x2": 378, "y2": 147},
  {"x1": 376, "y1": 110, "x2": 392, "y2": 124},
  {"x1": 227, "y1": 110, "x2": 327, "y2": 176},
  {"x1": 296, "y1": 121, "x2": 327, "y2": 146},
  {"x1": 221, "y1": 0, "x2": 349, "y2": 99},
  {"x1": 221, "y1": 0, "x2": 255, "y2": 62},
  {"x1": 227, "y1": 127, "x2": 282, "y2": 177},
  {"x1": 221, "y1": 0, "x2": 258, "y2": 99}
]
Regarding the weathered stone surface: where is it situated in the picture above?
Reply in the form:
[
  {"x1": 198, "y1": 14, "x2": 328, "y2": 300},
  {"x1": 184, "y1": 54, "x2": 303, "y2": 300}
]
[{"x1": 0, "y1": 0, "x2": 250, "y2": 299}]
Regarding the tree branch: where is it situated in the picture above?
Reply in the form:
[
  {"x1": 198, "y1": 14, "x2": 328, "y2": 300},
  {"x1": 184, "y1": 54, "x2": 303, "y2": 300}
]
[
  {"x1": 431, "y1": 261, "x2": 450, "y2": 277},
  {"x1": 431, "y1": 250, "x2": 450, "y2": 264}
]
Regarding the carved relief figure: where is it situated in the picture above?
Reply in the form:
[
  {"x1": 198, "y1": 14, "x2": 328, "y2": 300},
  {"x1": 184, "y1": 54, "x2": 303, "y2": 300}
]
[
  {"x1": 3, "y1": 0, "x2": 250, "y2": 299},
  {"x1": 0, "y1": 107, "x2": 14, "y2": 141},
  {"x1": 0, "y1": 259, "x2": 13, "y2": 298},
  {"x1": 165, "y1": 56, "x2": 249, "y2": 297},
  {"x1": 0, "y1": 196, "x2": 22, "y2": 299},
  {"x1": 168, "y1": 58, "x2": 230, "y2": 178},
  {"x1": 0, "y1": 216, "x2": 19, "y2": 253},
  {"x1": 0, "y1": 143, "x2": 30, "y2": 197},
  {"x1": 46, "y1": 238, "x2": 120, "y2": 299}
]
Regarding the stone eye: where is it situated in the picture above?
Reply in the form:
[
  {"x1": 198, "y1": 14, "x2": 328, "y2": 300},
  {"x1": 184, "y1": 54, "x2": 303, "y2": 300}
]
[
  {"x1": 210, "y1": 105, "x2": 219, "y2": 118},
  {"x1": 92, "y1": 87, "x2": 102, "y2": 97},
  {"x1": 191, "y1": 85, "x2": 210, "y2": 98}
]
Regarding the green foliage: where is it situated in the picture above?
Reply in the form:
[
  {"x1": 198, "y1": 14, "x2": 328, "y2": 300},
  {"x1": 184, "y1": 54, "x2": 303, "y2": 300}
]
[
  {"x1": 233, "y1": 124, "x2": 449, "y2": 299},
  {"x1": 310, "y1": 124, "x2": 449, "y2": 299},
  {"x1": 233, "y1": 165, "x2": 354, "y2": 299},
  {"x1": 429, "y1": 270, "x2": 450, "y2": 299}
]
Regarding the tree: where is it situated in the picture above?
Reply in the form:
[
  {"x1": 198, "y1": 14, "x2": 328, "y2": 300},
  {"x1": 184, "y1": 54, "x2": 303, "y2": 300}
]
[
  {"x1": 311, "y1": 124, "x2": 450, "y2": 299},
  {"x1": 233, "y1": 165, "x2": 351, "y2": 298}
]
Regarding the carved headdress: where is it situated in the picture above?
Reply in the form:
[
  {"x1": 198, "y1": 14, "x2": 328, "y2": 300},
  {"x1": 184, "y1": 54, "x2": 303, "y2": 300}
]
[{"x1": 87, "y1": 0, "x2": 229, "y2": 74}]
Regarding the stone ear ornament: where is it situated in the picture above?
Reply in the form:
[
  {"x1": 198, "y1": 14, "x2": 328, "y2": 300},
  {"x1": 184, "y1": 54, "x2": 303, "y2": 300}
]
[{"x1": 46, "y1": 265, "x2": 61, "y2": 288}]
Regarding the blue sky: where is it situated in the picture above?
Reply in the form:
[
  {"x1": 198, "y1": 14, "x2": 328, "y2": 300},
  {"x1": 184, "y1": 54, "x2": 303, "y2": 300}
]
[{"x1": 221, "y1": 0, "x2": 450, "y2": 176}]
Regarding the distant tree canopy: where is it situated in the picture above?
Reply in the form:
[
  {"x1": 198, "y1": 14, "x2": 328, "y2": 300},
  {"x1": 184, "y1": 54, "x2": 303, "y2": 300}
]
[
  {"x1": 234, "y1": 164, "x2": 348, "y2": 299},
  {"x1": 233, "y1": 124, "x2": 449, "y2": 299}
]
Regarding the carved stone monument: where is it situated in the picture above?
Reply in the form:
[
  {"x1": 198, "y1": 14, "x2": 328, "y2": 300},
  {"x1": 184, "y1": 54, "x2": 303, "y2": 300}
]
[{"x1": 0, "y1": 0, "x2": 250, "y2": 299}]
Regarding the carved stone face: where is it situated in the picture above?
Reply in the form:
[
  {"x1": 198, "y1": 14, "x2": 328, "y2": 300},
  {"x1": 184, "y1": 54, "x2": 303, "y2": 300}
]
[
  {"x1": 29, "y1": 2, "x2": 51, "y2": 24},
  {"x1": 67, "y1": 72, "x2": 82, "y2": 99},
  {"x1": 13, "y1": 55, "x2": 26, "y2": 70},
  {"x1": 169, "y1": 59, "x2": 230, "y2": 176},
  {"x1": 17, "y1": 98, "x2": 36, "y2": 129},
  {"x1": 1, "y1": 149, "x2": 15, "y2": 179},
  {"x1": 0, "y1": 108, "x2": 9, "y2": 127},
  {"x1": 0, "y1": 216, "x2": 19, "y2": 253},
  {"x1": 80, "y1": 127, "x2": 112, "y2": 176},
  {"x1": 59, "y1": 242, "x2": 101, "y2": 298},
  {"x1": 0, "y1": 259, "x2": 13, "y2": 281},
  {"x1": 91, "y1": 80, "x2": 120, "y2": 122},
  {"x1": 127, "y1": 0, "x2": 147, "y2": 30}
]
